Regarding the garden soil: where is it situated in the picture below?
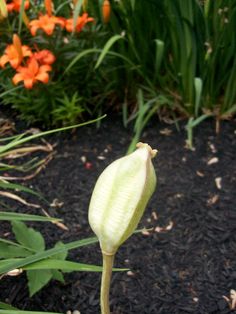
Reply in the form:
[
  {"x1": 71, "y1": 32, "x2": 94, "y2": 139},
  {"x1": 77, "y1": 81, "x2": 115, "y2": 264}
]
[{"x1": 0, "y1": 116, "x2": 236, "y2": 314}]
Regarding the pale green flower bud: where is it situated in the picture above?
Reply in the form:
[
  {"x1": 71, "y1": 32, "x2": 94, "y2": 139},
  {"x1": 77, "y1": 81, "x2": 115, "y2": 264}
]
[{"x1": 88, "y1": 142, "x2": 157, "y2": 255}]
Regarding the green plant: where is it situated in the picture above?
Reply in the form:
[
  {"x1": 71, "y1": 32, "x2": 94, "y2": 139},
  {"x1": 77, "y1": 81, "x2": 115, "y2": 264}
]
[
  {"x1": 0, "y1": 215, "x2": 128, "y2": 313},
  {"x1": 126, "y1": 89, "x2": 171, "y2": 153},
  {"x1": 0, "y1": 219, "x2": 103, "y2": 296},
  {"x1": 84, "y1": 0, "x2": 236, "y2": 146},
  {"x1": 0, "y1": 0, "x2": 100, "y2": 125},
  {"x1": 53, "y1": 92, "x2": 85, "y2": 125},
  {"x1": 0, "y1": 114, "x2": 109, "y2": 311}
]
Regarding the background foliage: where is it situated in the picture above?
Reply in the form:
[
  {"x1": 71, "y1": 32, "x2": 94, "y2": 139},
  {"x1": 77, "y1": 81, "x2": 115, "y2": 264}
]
[{"x1": 0, "y1": 0, "x2": 235, "y2": 133}]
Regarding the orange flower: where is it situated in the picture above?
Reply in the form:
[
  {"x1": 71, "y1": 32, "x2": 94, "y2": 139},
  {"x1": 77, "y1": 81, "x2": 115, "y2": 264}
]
[
  {"x1": 34, "y1": 49, "x2": 55, "y2": 65},
  {"x1": 0, "y1": 43, "x2": 32, "y2": 69},
  {"x1": 7, "y1": 0, "x2": 30, "y2": 12},
  {"x1": 65, "y1": 13, "x2": 94, "y2": 33},
  {"x1": 29, "y1": 14, "x2": 65, "y2": 36},
  {"x1": 12, "y1": 57, "x2": 52, "y2": 89}
]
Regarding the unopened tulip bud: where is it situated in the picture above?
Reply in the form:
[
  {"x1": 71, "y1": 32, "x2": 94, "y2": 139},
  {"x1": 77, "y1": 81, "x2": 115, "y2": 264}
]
[{"x1": 88, "y1": 142, "x2": 157, "y2": 254}]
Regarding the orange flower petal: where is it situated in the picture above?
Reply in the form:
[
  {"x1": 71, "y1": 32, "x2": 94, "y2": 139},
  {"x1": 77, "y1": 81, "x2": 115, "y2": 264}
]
[
  {"x1": 29, "y1": 14, "x2": 64, "y2": 36},
  {"x1": 0, "y1": 55, "x2": 9, "y2": 68},
  {"x1": 35, "y1": 72, "x2": 49, "y2": 84},
  {"x1": 7, "y1": 0, "x2": 30, "y2": 12},
  {"x1": 9, "y1": 58, "x2": 20, "y2": 69},
  {"x1": 24, "y1": 78, "x2": 34, "y2": 89},
  {"x1": 6, "y1": 3, "x2": 14, "y2": 12},
  {"x1": 22, "y1": 45, "x2": 32, "y2": 57},
  {"x1": 30, "y1": 26, "x2": 38, "y2": 36},
  {"x1": 65, "y1": 13, "x2": 94, "y2": 33},
  {"x1": 34, "y1": 50, "x2": 55, "y2": 65},
  {"x1": 12, "y1": 73, "x2": 23, "y2": 85},
  {"x1": 43, "y1": 24, "x2": 55, "y2": 35},
  {"x1": 26, "y1": 57, "x2": 39, "y2": 74},
  {"x1": 39, "y1": 64, "x2": 52, "y2": 72}
]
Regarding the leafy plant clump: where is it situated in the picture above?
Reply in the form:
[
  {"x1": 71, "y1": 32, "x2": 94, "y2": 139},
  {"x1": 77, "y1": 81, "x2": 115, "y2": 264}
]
[
  {"x1": 0, "y1": 0, "x2": 102, "y2": 126},
  {"x1": 0, "y1": 219, "x2": 103, "y2": 296}
]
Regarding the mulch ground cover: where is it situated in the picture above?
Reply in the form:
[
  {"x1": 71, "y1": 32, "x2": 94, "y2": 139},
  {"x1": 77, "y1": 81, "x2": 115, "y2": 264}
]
[{"x1": 0, "y1": 115, "x2": 236, "y2": 314}]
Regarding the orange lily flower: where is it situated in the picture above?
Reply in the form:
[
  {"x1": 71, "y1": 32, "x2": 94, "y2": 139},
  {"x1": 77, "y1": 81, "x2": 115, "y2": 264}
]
[
  {"x1": 0, "y1": 43, "x2": 32, "y2": 69},
  {"x1": 12, "y1": 57, "x2": 52, "y2": 89},
  {"x1": 34, "y1": 49, "x2": 55, "y2": 65},
  {"x1": 7, "y1": 0, "x2": 30, "y2": 12},
  {"x1": 65, "y1": 13, "x2": 94, "y2": 33},
  {"x1": 29, "y1": 14, "x2": 65, "y2": 36}
]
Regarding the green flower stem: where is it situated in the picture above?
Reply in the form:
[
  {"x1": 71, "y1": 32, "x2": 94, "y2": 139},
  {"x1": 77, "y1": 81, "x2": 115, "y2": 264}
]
[{"x1": 101, "y1": 252, "x2": 115, "y2": 314}]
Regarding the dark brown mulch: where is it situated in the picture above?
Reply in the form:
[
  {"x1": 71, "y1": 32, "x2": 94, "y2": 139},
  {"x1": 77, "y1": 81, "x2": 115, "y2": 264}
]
[{"x1": 0, "y1": 116, "x2": 236, "y2": 314}]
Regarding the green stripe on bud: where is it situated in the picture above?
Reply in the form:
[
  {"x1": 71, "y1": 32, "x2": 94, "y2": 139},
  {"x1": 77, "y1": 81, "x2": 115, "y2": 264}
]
[{"x1": 88, "y1": 142, "x2": 157, "y2": 255}]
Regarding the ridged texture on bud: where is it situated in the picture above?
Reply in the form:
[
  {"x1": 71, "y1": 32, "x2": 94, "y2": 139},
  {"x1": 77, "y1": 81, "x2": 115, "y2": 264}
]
[{"x1": 88, "y1": 142, "x2": 157, "y2": 255}]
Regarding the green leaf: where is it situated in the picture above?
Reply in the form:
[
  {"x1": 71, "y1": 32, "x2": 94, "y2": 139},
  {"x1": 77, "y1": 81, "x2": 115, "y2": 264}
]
[
  {"x1": 0, "y1": 182, "x2": 44, "y2": 200},
  {"x1": 95, "y1": 35, "x2": 124, "y2": 69},
  {"x1": 0, "y1": 237, "x2": 98, "y2": 274},
  {"x1": 51, "y1": 269, "x2": 64, "y2": 283},
  {"x1": 0, "y1": 211, "x2": 61, "y2": 222},
  {"x1": 64, "y1": 48, "x2": 100, "y2": 74},
  {"x1": 22, "y1": 259, "x2": 128, "y2": 272},
  {"x1": 194, "y1": 77, "x2": 203, "y2": 117},
  {"x1": 0, "y1": 302, "x2": 17, "y2": 310},
  {"x1": 0, "y1": 243, "x2": 31, "y2": 258},
  {"x1": 0, "y1": 309, "x2": 62, "y2": 314},
  {"x1": 0, "y1": 116, "x2": 106, "y2": 156},
  {"x1": 154, "y1": 39, "x2": 165, "y2": 76},
  {"x1": 191, "y1": 114, "x2": 211, "y2": 128},
  {"x1": 0, "y1": 237, "x2": 37, "y2": 252},
  {"x1": 0, "y1": 259, "x2": 22, "y2": 268},
  {"x1": 12, "y1": 221, "x2": 45, "y2": 252},
  {"x1": 0, "y1": 310, "x2": 62, "y2": 314},
  {"x1": 27, "y1": 269, "x2": 52, "y2": 296},
  {"x1": 52, "y1": 241, "x2": 68, "y2": 260}
]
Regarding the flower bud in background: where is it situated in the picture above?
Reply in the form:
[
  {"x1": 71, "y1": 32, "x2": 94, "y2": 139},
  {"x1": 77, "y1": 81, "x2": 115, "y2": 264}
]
[
  {"x1": 13, "y1": 34, "x2": 23, "y2": 64},
  {"x1": 44, "y1": 0, "x2": 53, "y2": 16},
  {"x1": 0, "y1": 0, "x2": 7, "y2": 18},
  {"x1": 102, "y1": 0, "x2": 111, "y2": 24},
  {"x1": 83, "y1": 0, "x2": 88, "y2": 12},
  {"x1": 88, "y1": 142, "x2": 157, "y2": 255}
]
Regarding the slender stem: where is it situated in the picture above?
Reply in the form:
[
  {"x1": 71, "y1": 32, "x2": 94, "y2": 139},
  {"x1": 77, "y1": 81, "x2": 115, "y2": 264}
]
[{"x1": 100, "y1": 252, "x2": 115, "y2": 314}]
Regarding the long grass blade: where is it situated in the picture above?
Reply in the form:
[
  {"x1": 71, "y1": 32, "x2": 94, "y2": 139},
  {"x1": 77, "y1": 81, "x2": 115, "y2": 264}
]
[
  {"x1": 0, "y1": 212, "x2": 61, "y2": 222},
  {"x1": 0, "y1": 311, "x2": 62, "y2": 314},
  {"x1": 0, "y1": 116, "x2": 106, "y2": 155},
  {"x1": 0, "y1": 237, "x2": 98, "y2": 274},
  {"x1": 94, "y1": 35, "x2": 124, "y2": 69}
]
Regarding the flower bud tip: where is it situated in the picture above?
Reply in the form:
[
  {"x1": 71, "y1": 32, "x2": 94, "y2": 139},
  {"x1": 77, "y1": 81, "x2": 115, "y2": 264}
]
[{"x1": 136, "y1": 142, "x2": 158, "y2": 158}]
